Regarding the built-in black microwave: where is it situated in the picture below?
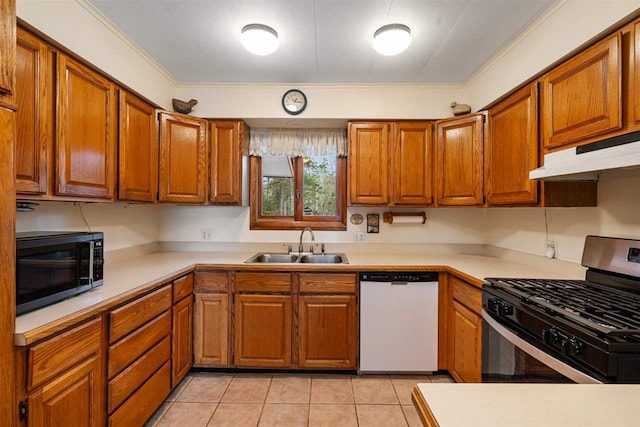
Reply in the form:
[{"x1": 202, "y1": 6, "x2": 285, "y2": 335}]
[{"x1": 16, "y1": 231, "x2": 104, "y2": 315}]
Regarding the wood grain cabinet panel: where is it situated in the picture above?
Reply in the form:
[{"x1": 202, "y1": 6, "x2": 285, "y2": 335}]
[
  {"x1": 210, "y1": 120, "x2": 247, "y2": 205},
  {"x1": 194, "y1": 271, "x2": 229, "y2": 292},
  {"x1": 118, "y1": 90, "x2": 157, "y2": 202},
  {"x1": 486, "y1": 83, "x2": 539, "y2": 205},
  {"x1": 435, "y1": 114, "x2": 485, "y2": 206},
  {"x1": 234, "y1": 294, "x2": 292, "y2": 368},
  {"x1": 541, "y1": 33, "x2": 621, "y2": 150},
  {"x1": 391, "y1": 122, "x2": 434, "y2": 205},
  {"x1": 56, "y1": 54, "x2": 117, "y2": 199},
  {"x1": 14, "y1": 27, "x2": 51, "y2": 194},
  {"x1": 193, "y1": 293, "x2": 229, "y2": 367},
  {"x1": 109, "y1": 285, "x2": 172, "y2": 344},
  {"x1": 0, "y1": 0, "x2": 15, "y2": 97},
  {"x1": 173, "y1": 273, "x2": 194, "y2": 301},
  {"x1": 172, "y1": 295, "x2": 193, "y2": 386},
  {"x1": 158, "y1": 111, "x2": 208, "y2": 203},
  {"x1": 450, "y1": 300, "x2": 482, "y2": 383},
  {"x1": 348, "y1": 122, "x2": 390, "y2": 205},
  {"x1": 298, "y1": 295, "x2": 357, "y2": 369}
]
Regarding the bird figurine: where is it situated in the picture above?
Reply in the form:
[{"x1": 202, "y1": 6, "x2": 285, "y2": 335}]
[
  {"x1": 450, "y1": 101, "x2": 471, "y2": 116},
  {"x1": 172, "y1": 98, "x2": 198, "y2": 114}
]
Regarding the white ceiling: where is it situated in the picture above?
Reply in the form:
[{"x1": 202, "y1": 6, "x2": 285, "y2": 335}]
[{"x1": 87, "y1": 0, "x2": 555, "y2": 85}]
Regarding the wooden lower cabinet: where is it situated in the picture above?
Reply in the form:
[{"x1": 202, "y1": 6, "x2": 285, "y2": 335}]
[
  {"x1": 22, "y1": 317, "x2": 104, "y2": 427},
  {"x1": 194, "y1": 293, "x2": 229, "y2": 366},
  {"x1": 447, "y1": 276, "x2": 482, "y2": 383},
  {"x1": 172, "y1": 295, "x2": 193, "y2": 386},
  {"x1": 234, "y1": 294, "x2": 292, "y2": 368},
  {"x1": 298, "y1": 295, "x2": 357, "y2": 369}
]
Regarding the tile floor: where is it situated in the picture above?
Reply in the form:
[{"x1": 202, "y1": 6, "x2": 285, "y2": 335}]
[{"x1": 146, "y1": 372, "x2": 454, "y2": 427}]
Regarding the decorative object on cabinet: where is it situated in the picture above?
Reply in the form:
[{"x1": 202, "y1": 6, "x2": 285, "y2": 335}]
[
  {"x1": 349, "y1": 213, "x2": 363, "y2": 225},
  {"x1": 450, "y1": 102, "x2": 471, "y2": 116},
  {"x1": 366, "y1": 213, "x2": 379, "y2": 233},
  {"x1": 382, "y1": 211, "x2": 426, "y2": 224},
  {"x1": 281, "y1": 89, "x2": 307, "y2": 115},
  {"x1": 171, "y1": 98, "x2": 197, "y2": 114}
]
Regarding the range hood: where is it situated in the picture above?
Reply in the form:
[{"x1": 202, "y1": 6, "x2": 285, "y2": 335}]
[{"x1": 529, "y1": 131, "x2": 640, "y2": 181}]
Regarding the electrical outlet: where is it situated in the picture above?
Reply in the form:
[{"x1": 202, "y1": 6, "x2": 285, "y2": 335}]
[
  {"x1": 545, "y1": 241, "x2": 557, "y2": 259},
  {"x1": 354, "y1": 231, "x2": 366, "y2": 243},
  {"x1": 200, "y1": 228, "x2": 213, "y2": 241}
]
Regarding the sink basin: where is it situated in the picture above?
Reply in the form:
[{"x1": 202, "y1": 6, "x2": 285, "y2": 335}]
[
  {"x1": 244, "y1": 253, "x2": 298, "y2": 263},
  {"x1": 299, "y1": 254, "x2": 348, "y2": 264},
  {"x1": 244, "y1": 252, "x2": 348, "y2": 264}
]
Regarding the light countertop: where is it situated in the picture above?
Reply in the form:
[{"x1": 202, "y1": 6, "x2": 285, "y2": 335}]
[
  {"x1": 412, "y1": 383, "x2": 640, "y2": 426},
  {"x1": 15, "y1": 245, "x2": 586, "y2": 346}
]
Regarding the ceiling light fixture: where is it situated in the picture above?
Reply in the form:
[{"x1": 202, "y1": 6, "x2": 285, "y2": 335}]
[
  {"x1": 241, "y1": 24, "x2": 279, "y2": 56},
  {"x1": 373, "y1": 23, "x2": 412, "y2": 56}
]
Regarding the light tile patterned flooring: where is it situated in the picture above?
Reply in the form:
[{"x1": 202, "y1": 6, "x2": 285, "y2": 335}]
[{"x1": 146, "y1": 372, "x2": 454, "y2": 427}]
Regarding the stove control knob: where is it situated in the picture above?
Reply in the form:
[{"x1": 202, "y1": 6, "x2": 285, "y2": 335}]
[
  {"x1": 563, "y1": 338, "x2": 585, "y2": 356},
  {"x1": 542, "y1": 328, "x2": 561, "y2": 345}
]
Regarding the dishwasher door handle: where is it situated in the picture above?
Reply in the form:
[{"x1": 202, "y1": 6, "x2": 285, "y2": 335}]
[{"x1": 391, "y1": 281, "x2": 408, "y2": 286}]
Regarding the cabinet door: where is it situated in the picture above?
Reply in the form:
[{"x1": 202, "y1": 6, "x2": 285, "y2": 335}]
[
  {"x1": 486, "y1": 83, "x2": 539, "y2": 205},
  {"x1": 450, "y1": 300, "x2": 482, "y2": 383},
  {"x1": 0, "y1": 0, "x2": 15, "y2": 97},
  {"x1": 210, "y1": 120, "x2": 246, "y2": 205},
  {"x1": 631, "y1": 20, "x2": 640, "y2": 128},
  {"x1": 158, "y1": 111, "x2": 207, "y2": 203},
  {"x1": 298, "y1": 295, "x2": 357, "y2": 369},
  {"x1": 542, "y1": 33, "x2": 621, "y2": 150},
  {"x1": 194, "y1": 293, "x2": 229, "y2": 367},
  {"x1": 391, "y1": 122, "x2": 433, "y2": 205},
  {"x1": 29, "y1": 356, "x2": 103, "y2": 427},
  {"x1": 435, "y1": 114, "x2": 484, "y2": 206},
  {"x1": 234, "y1": 294, "x2": 292, "y2": 368},
  {"x1": 172, "y1": 295, "x2": 193, "y2": 386},
  {"x1": 118, "y1": 91, "x2": 158, "y2": 202},
  {"x1": 56, "y1": 54, "x2": 117, "y2": 199},
  {"x1": 15, "y1": 27, "x2": 51, "y2": 194},
  {"x1": 348, "y1": 122, "x2": 389, "y2": 205}
]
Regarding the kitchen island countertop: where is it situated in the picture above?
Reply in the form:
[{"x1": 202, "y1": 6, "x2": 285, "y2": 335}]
[{"x1": 412, "y1": 383, "x2": 640, "y2": 426}]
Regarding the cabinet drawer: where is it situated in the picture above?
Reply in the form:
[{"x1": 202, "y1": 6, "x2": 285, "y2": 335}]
[
  {"x1": 173, "y1": 273, "x2": 194, "y2": 302},
  {"x1": 195, "y1": 271, "x2": 229, "y2": 292},
  {"x1": 450, "y1": 276, "x2": 482, "y2": 315},
  {"x1": 29, "y1": 317, "x2": 101, "y2": 390},
  {"x1": 299, "y1": 273, "x2": 357, "y2": 294},
  {"x1": 108, "y1": 310, "x2": 171, "y2": 378},
  {"x1": 109, "y1": 285, "x2": 171, "y2": 343},
  {"x1": 235, "y1": 272, "x2": 292, "y2": 293},
  {"x1": 108, "y1": 336, "x2": 170, "y2": 413},
  {"x1": 108, "y1": 361, "x2": 171, "y2": 427}
]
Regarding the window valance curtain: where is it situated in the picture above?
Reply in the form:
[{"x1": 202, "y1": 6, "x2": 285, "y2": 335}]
[{"x1": 249, "y1": 128, "x2": 347, "y2": 157}]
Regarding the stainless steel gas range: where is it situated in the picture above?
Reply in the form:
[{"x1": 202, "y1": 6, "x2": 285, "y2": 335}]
[{"x1": 482, "y1": 235, "x2": 640, "y2": 384}]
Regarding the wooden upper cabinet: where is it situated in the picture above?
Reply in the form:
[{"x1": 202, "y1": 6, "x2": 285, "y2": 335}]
[
  {"x1": 14, "y1": 27, "x2": 51, "y2": 195},
  {"x1": 0, "y1": 0, "x2": 16, "y2": 98},
  {"x1": 210, "y1": 120, "x2": 247, "y2": 205},
  {"x1": 158, "y1": 111, "x2": 208, "y2": 203},
  {"x1": 630, "y1": 19, "x2": 640, "y2": 128},
  {"x1": 435, "y1": 114, "x2": 485, "y2": 206},
  {"x1": 486, "y1": 83, "x2": 539, "y2": 206},
  {"x1": 118, "y1": 91, "x2": 158, "y2": 202},
  {"x1": 56, "y1": 54, "x2": 117, "y2": 199},
  {"x1": 541, "y1": 33, "x2": 622, "y2": 151},
  {"x1": 348, "y1": 122, "x2": 389, "y2": 205},
  {"x1": 391, "y1": 122, "x2": 433, "y2": 205}
]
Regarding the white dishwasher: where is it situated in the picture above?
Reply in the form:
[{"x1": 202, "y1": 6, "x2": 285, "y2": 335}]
[{"x1": 359, "y1": 272, "x2": 438, "y2": 373}]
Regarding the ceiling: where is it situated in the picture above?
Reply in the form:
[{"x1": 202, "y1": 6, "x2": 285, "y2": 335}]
[{"x1": 87, "y1": 0, "x2": 555, "y2": 85}]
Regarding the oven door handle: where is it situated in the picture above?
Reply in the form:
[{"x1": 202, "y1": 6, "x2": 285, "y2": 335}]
[{"x1": 481, "y1": 309, "x2": 602, "y2": 384}]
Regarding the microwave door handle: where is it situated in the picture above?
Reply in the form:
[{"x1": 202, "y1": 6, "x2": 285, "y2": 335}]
[{"x1": 88, "y1": 240, "x2": 94, "y2": 286}]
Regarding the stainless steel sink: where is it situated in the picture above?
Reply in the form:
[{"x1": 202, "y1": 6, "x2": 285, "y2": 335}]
[
  {"x1": 244, "y1": 253, "x2": 299, "y2": 263},
  {"x1": 299, "y1": 254, "x2": 348, "y2": 264},
  {"x1": 244, "y1": 252, "x2": 348, "y2": 264}
]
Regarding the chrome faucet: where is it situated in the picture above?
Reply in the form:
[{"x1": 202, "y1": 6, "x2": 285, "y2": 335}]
[{"x1": 298, "y1": 227, "x2": 315, "y2": 254}]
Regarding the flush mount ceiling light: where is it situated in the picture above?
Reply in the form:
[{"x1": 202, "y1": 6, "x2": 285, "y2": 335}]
[
  {"x1": 373, "y1": 23, "x2": 412, "y2": 56},
  {"x1": 241, "y1": 24, "x2": 279, "y2": 56}
]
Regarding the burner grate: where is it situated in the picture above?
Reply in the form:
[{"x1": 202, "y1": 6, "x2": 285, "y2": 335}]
[{"x1": 486, "y1": 278, "x2": 640, "y2": 336}]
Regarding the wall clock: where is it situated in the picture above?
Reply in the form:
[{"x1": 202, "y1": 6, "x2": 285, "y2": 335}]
[{"x1": 282, "y1": 89, "x2": 307, "y2": 115}]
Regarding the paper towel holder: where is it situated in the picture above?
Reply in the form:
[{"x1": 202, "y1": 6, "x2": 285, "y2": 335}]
[{"x1": 382, "y1": 211, "x2": 426, "y2": 224}]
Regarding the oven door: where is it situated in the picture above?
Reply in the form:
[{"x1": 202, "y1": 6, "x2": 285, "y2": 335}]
[{"x1": 481, "y1": 309, "x2": 601, "y2": 384}]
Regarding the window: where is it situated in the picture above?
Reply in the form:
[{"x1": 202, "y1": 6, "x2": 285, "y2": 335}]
[{"x1": 250, "y1": 155, "x2": 346, "y2": 230}]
